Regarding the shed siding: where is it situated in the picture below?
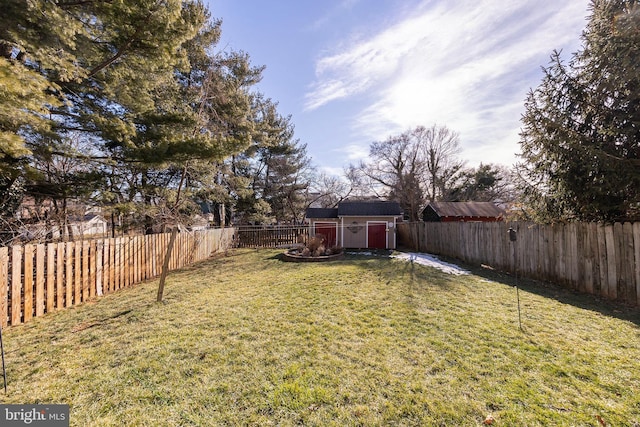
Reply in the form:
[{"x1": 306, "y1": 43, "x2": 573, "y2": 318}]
[
  {"x1": 341, "y1": 216, "x2": 396, "y2": 249},
  {"x1": 311, "y1": 221, "x2": 339, "y2": 247}
]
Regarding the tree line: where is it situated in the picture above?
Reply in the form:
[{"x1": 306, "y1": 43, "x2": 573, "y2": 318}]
[
  {"x1": 0, "y1": 0, "x2": 340, "y2": 242},
  {"x1": 0, "y1": 0, "x2": 637, "y2": 244}
]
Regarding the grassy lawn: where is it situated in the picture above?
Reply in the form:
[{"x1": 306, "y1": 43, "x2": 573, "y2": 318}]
[{"x1": 2, "y1": 248, "x2": 640, "y2": 426}]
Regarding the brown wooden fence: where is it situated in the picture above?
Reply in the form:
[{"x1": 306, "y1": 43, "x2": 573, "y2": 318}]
[
  {"x1": 234, "y1": 225, "x2": 307, "y2": 248},
  {"x1": 397, "y1": 221, "x2": 640, "y2": 306},
  {"x1": 0, "y1": 228, "x2": 235, "y2": 326}
]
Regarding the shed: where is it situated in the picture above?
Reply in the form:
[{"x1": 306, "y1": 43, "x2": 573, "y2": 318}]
[
  {"x1": 305, "y1": 200, "x2": 403, "y2": 249},
  {"x1": 422, "y1": 201, "x2": 505, "y2": 222}
]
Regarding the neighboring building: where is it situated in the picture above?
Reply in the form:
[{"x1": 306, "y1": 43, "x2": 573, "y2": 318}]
[
  {"x1": 305, "y1": 200, "x2": 403, "y2": 249},
  {"x1": 188, "y1": 214, "x2": 211, "y2": 231},
  {"x1": 71, "y1": 213, "x2": 109, "y2": 236},
  {"x1": 18, "y1": 213, "x2": 109, "y2": 241},
  {"x1": 422, "y1": 201, "x2": 505, "y2": 222}
]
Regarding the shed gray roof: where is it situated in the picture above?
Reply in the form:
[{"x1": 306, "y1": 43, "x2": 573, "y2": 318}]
[
  {"x1": 425, "y1": 201, "x2": 505, "y2": 218},
  {"x1": 337, "y1": 201, "x2": 402, "y2": 216},
  {"x1": 306, "y1": 201, "x2": 403, "y2": 219},
  {"x1": 305, "y1": 208, "x2": 338, "y2": 219}
]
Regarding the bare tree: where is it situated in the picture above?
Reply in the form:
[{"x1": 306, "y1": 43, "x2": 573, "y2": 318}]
[
  {"x1": 346, "y1": 125, "x2": 464, "y2": 221},
  {"x1": 306, "y1": 172, "x2": 352, "y2": 208},
  {"x1": 419, "y1": 125, "x2": 465, "y2": 201}
]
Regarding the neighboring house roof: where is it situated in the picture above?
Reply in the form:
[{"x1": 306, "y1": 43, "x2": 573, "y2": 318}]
[
  {"x1": 306, "y1": 201, "x2": 403, "y2": 218},
  {"x1": 424, "y1": 201, "x2": 505, "y2": 218}
]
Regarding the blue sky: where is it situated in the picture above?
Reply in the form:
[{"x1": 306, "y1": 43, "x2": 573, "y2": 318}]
[{"x1": 207, "y1": 0, "x2": 591, "y2": 176}]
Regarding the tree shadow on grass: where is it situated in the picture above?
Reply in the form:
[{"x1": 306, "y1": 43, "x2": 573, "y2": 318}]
[
  {"x1": 255, "y1": 247, "x2": 640, "y2": 326},
  {"x1": 446, "y1": 254, "x2": 640, "y2": 327}
]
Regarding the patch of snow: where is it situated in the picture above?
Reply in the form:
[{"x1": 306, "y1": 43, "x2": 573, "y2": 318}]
[
  {"x1": 346, "y1": 251, "x2": 377, "y2": 256},
  {"x1": 391, "y1": 252, "x2": 470, "y2": 275}
]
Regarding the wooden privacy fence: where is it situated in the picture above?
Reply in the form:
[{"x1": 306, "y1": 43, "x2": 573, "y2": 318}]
[
  {"x1": 0, "y1": 227, "x2": 235, "y2": 326},
  {"x1": 397, "y1": 221, "x2": 640, "y2": 306},
  {"x1": 234, "y1": 225, "x2": 308, "y2": 248}
]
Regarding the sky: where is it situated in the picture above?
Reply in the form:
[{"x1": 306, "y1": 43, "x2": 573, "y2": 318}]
[{"x1": 207, "y1": 0, "x2": 592, "y2": 176}]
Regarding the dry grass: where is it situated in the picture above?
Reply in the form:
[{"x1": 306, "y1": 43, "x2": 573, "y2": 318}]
[{"x1": 1, "y1": 248, "x2": 639, "y2": 426}]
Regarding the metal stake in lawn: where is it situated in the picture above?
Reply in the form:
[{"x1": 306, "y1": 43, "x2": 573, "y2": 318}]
[
  {"x1": 0, "y1": 323, "x2": 6, "y2": 393},
  {"x1": 508, "y1": 226, "x2": 523, "y2": 332}
]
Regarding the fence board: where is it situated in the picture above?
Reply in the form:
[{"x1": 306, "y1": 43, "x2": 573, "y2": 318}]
[
  {"x1": 597, "y1": 224, "x2": 608, "y2": 297},
  {"x1": 35, "y1": 244, "x2": 45, "y2": 317},
  {"x1": 74, "y1": 241, "x2": 82, "y2": 305},
  {"x1": 0, "y1": 247, "x2": 8, "y2": 327},
  {"x1": 90, "y1": 240, "x2": 97, "y2": 298},
  {"x1": 152, "y1": 234, "x2": 158, "y2": 277},
  {"x1": 135, "y1": 236, "x2": 142, "y2": 284},
  {"x1": 122, "y1": 237, "x2": 128, "y2": 289},
  {"x1": 148, "y1": 235, "x2": 155, "y2": 278},
  {"x1": 65, "y1": 242, "x2": 73, "y2": 307},
  {"x1": 568, "y1": 223, "x2": 579, "y2": 290},
  {"x1": 102, "y1": 239, "x2": 109, "y2": 294},
  {"x1": 557, "y1": 224, "x2": 566, "y2": 286},
  {"x1": 96, "y1": 240, "x2": 103, "y2": 297},
  {"x1": 23, "y1": 244, "x2": 34, "y2": 322},
  {"x1": 589, "y1": 223, "x2": 600, "y2": 295},
  {"x1": 109, "y1": 238, "x2": 115, "y2": 293},
  {"x1": 583, "y1": 223, "x2": 595, "y2": 294},
  {"x1": 129, "y1": 237, "x2": 135, "y2": 286},
  {"x1": 115, "y1": 237, "x2": 122, "y2": 291},
  {"x1": 11, "y1": 246, "x2": 21, "y2": 324},
  {"x1": 621, "y1": 223, "x2": 634, "y2": 304},
  {"x1": 605, "y1": 225, "x2": 617, "y2": 299},
  {"x1": 121, "y1": 237, "x2": 127, "y2": 288},
  {"x1": 56, "y1": 243, "x2": 64, "y2": 309},
  {"x1": 82, "y1": 241, "x2": 90, "y2": 302},
  {"x1": 47, "y1": 244, "x2": 55, "y2": 313}
]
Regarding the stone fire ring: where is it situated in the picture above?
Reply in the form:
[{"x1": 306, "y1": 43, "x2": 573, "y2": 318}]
[{"x1": 282, "y1": 249, "x2": 345, "y2": 262}]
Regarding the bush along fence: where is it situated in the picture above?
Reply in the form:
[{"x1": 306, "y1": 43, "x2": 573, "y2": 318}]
[
  {"x1": 0, "y1": 228, "x2": 235, "y2": 327},
  {"x1": 397, "y1": 221, "x2": 640, "y2": 307}
]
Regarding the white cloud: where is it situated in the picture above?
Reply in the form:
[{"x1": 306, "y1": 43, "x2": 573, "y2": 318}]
[
  {"x1": 305, "y1": 0, "x2": 590, "y2": 166},
  {"x1": 336, "y1": 143, "x2": 369, "y2": 161},
  {"x1": 317, "y1": 165, "x2": 347, "y2": 178}
]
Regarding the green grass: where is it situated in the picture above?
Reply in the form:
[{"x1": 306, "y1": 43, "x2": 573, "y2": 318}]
[{"x1": 2, "y1": 249, "x2": 640, "y2": 426}]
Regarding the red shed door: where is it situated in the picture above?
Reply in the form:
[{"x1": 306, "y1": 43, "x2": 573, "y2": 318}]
[
  {"x1": 314, "y1": 222, "x2": 337, "y2": 248},
  {"x1": 367, "y1": 222, "x2": 387, "y2": 249}
]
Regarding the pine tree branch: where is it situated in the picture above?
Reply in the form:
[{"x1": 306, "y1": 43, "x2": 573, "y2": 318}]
[
  {"x1": 55, "y1": 1, "x2": 112, "y2": 6},
  {"x1": 87, "y1": 4, "x2": 160, "y2": 78}
]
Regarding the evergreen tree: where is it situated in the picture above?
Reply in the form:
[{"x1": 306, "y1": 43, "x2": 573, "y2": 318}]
[
  {"x1": 249, "y1": 106, "x2": 311, "y2": 224},
  {"x1": 517, "y1": 0, "x2": 640, "y2": 222},
  {"x1": 447, "y1": 163, "x2": 514, "y2": 202},
  {"x1": 0, "y1": 0, "x2": 302, "y2": 233},
  {"x1": 259, "y1": 140, "x2": 312, "y2": 224}
]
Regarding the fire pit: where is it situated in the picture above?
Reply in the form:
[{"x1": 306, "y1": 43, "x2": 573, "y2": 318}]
[{"x1": 281, "y1": 236, "x2": 344, "y2": 262}]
